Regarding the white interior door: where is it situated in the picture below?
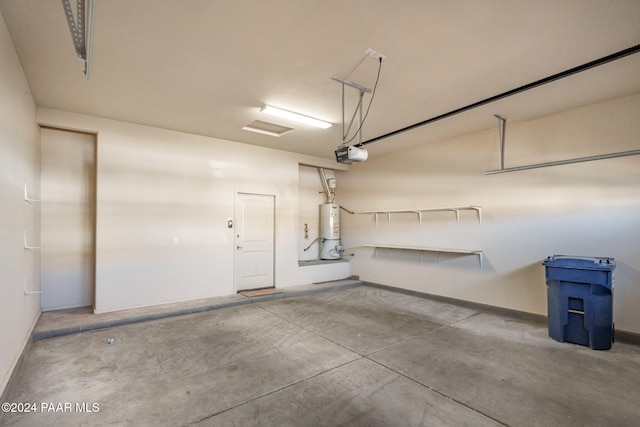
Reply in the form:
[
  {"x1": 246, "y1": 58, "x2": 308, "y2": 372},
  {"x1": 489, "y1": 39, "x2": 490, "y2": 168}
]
[
  {"x1": 235, "y1": 193, "x2": 275, "y2": 291},
  {"x1": 40, "y1": 127, "x2": 96, "y2": 311}
]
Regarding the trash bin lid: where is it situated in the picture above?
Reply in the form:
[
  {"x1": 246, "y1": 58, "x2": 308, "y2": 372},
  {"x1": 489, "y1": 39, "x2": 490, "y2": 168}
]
[{"x1": 542, "y1": 255, "x2": 615, "y2": 271}]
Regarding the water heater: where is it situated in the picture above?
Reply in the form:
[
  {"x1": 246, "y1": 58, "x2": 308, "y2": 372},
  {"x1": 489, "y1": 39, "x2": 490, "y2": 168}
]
[{"x1": 319, "y1": 203, "x2": 341, "y2": 259}]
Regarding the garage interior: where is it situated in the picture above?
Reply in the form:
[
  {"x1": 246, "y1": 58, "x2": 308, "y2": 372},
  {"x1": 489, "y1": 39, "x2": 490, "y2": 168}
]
[{"x1": 1, "y1": 1, "x2": 639, "y2": 425}]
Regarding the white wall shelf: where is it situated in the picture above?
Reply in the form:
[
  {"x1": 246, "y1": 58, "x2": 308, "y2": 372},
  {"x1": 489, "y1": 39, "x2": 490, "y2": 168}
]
[
  {"x1": 356, "y1": 205, "x2": 481, "y2": 226},
  {"x1": 365, "y1": 244, "x2": 484, "y2": 268}
]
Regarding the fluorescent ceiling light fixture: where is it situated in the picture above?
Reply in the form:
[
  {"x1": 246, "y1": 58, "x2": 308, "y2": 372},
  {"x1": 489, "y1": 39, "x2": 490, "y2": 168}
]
[{"x1": 260, "y1": 105, "x2": 332, "y2": 129}]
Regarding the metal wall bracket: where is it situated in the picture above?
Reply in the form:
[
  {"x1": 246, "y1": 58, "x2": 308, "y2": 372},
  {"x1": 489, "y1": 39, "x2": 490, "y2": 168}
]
[
  {"x1": 486, "y1": 149, "x2": 640, "y2": 174},
  {"x1": 24, "y1": 182, "x2": 41, "y2": 203},
  {"x1": 494, "y1": 115, "x2": 507, "y2": 171},
  {"x1": 24, "y1": 273, "x2": 42, "y2": 295},
  {"x1": 24, "y1": 229, "x2": 41, "y2": 250},
  {"x1": 485, "y1": 114, "x2": 640, "y2": 174}
]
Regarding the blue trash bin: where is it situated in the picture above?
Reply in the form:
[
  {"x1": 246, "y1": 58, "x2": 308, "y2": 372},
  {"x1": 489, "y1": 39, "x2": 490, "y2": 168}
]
[{"x1": 542, "y1": 255, "x2": 615, "y2": 350}]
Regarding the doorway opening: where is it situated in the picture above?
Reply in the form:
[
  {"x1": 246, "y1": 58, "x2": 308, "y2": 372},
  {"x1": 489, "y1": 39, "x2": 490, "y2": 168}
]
[{"x1": 40, "y1": 127, "x2": 96, "y2": 311}]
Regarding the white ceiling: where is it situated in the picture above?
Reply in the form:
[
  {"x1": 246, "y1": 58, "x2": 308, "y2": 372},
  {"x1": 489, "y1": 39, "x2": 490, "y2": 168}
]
[{"x1": 2, "y1": 0, "x2": 639, "y2": 159}]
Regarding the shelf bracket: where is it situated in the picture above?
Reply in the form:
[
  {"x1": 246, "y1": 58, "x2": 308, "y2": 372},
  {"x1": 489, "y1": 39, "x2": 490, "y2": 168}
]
[
  {"x1": 24, "y1": 229, "x2": 41, "y2": 250},
  {"x1": 24, "y1": 273, "x2": 42, "y2": 295},
  {"x1": 452, "y1": 208, "x2": 460, "y2": 224},
  {"x1": 24, "y1": 182, "x2": 41, "y2": 203},
  {"x1": 465, "y1": 206, "x2": 482, "y2": 224},
  {"x1": 372, "y1": 212, "x2": 391, "y2": 226},
  {"x1": 411, "y1": 211, "x2": 423, "y2": 225}
]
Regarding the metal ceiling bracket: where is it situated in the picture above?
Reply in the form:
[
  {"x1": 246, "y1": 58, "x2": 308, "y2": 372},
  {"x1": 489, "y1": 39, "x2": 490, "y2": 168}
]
[
  {"x1": 85, "y1": 0, "x2": 95, "y2": 79},
  {"x1": 62, "y1": 0, "x2": 95, "y2": 79},
  {"x1": 494, "y1": 115, "x2": 507, "y2": 171},
  {"x1": 485, "y1": 113, "x2": 640, "y2": 174},
  {"x1": 331, "y1": 76, "x2": 373, "y2": 94},
  {"x1": 62, "y1": 0, "x2": 86, "y2": 59},
  {"x1": 332, "y1": 75, "x2": 373, "y2": 146},
  {"x1": 485, "y1": 149, "x2": 640, "y2": 174}
]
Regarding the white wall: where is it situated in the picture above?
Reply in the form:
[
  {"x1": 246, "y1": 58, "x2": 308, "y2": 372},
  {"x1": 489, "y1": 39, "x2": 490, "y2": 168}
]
[
  {"x1": 37, "y1": 109, "x2": 349, "y2": 313},
  {"x1": 337, "y1": 93, "x2": 640, "y2": 333},
  {"x1": 0, "y1": 11, "x2": 41, "y2": 396}
]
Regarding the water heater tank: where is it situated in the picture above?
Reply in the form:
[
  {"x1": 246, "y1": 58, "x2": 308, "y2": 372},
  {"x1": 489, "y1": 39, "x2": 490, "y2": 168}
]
[
  {"x1": 320, "y1": 204, "x2": 341, "y2": 259},
  {"x1": 320, "y1": 204, "x2": 340, "y2": 239}
]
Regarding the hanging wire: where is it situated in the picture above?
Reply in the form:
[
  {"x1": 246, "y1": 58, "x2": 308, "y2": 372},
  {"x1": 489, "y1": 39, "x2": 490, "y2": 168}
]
[
  {"x1": 343, "y1": 54, "x2": 369, "y2": 80},
  {"x1": 343, "y1": 57, "x2": 383, "y2": 145}
]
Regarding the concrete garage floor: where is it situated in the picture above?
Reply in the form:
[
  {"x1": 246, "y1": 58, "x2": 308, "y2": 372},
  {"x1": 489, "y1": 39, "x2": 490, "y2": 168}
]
[{"x1": 2, "y1": 284, "x2": 640, "y2": 426}]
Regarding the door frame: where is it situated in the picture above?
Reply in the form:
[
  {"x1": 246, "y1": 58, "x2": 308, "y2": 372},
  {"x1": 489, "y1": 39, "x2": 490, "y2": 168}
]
[
  {"x1": 40, "y1": 126, "x2": 97, "y2": 312},
  {"x1": 234, "y1": 191, "x2": 276, "y2": 292}
]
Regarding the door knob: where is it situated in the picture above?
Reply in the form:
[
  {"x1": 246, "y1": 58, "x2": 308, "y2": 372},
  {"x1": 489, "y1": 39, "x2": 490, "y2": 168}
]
[{"x1": 237, "y1": 245, "x2": 243, "y2": 250}]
